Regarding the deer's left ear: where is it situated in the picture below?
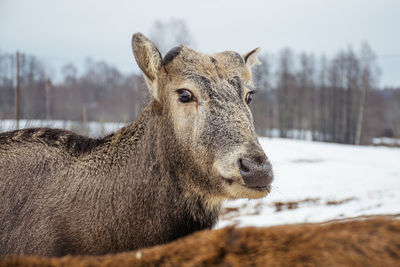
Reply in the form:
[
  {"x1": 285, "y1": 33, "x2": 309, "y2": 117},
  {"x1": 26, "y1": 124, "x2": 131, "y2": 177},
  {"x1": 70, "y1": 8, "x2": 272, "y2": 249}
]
[
  {"x1": 132, "y1": 32, "x2": 163, "y2": 101},
  {"x1": 243, "y1": 47, "x2": 261, "y2": 68}
]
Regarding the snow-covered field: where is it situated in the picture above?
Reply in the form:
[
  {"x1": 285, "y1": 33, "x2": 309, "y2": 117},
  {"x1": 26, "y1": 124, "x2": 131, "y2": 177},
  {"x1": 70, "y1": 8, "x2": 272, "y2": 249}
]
[
  {"x1": 0, "y1": 119, "x2": 124, "y2": 137},
  {"x1": 217, "y1": 138, "x2": 400, "y2": 228}
]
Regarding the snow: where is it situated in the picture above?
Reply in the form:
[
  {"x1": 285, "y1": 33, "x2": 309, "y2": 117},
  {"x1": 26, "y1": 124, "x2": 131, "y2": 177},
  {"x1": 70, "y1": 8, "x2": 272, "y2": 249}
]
[
  {"x1": 0, "y1": 119, "x2": 125, "y2": 137},
  {"x1": 217, "y1": 138, "x2": 400, "y2": 228},
  {"x1": 372, "y1": 137, "x2": 400, "y2": 147}
]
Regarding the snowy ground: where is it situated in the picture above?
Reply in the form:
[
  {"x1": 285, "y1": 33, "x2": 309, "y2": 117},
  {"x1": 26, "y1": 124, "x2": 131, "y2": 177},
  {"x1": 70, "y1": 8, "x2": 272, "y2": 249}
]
[
  {"x1": 0, "y1": 119, "x2": 124, "y2": 137},
  {"x1": 217, "y1": 138, "x2": 400, "y2": 228}
]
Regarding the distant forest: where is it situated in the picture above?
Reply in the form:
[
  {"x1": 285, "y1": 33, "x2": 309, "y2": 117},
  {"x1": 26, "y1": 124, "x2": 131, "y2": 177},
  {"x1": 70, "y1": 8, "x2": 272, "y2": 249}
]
[{"x1": 0, "y1": 19, "x2": 399, "y2": 145}]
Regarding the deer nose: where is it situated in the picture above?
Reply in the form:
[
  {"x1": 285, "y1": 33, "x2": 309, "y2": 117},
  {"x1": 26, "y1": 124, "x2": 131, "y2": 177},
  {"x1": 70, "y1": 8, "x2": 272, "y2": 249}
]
[{"x1": 238, "y1": 158, "x2": 273, "y2": 189}]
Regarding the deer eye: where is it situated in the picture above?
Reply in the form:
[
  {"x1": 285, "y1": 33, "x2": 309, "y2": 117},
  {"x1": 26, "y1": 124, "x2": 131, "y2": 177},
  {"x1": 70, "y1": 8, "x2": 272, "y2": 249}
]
[
  {"x1": 245, "y1": 91, "x2": 255, "y2": 105},
  {"x1": 176, "y1": 89, "x2": 194, "y2": 103}
]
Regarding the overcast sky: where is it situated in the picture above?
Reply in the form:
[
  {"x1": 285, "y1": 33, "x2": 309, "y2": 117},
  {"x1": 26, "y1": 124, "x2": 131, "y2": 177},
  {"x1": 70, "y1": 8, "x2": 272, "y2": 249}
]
[{"x1": 1, "y1": 0, "x2": 399, "y2": 87}]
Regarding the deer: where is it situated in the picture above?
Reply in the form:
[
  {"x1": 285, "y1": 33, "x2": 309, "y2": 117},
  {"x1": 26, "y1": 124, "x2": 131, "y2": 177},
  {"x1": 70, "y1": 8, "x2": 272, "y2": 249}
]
[{"x1": 0, "y1": 33, "x2": 273, "y2": 257}]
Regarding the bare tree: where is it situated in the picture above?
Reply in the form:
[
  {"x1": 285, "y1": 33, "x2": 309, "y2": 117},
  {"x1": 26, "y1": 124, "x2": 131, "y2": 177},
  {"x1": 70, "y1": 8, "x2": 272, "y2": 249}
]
[
  {"x1": 252, "y1": 52, "x2": 272, "y2": 135},
  {"x1": 276, "y1": 49, "x2": 296, "y2": 138},
  {"x1": 355, "y1": 42, "x2": 379, "y2": 145},
  {"x1": 317, "y1": 56, "x2": 328, "y2": 141},
  {"x1": 296, "y1": 52, "x2": 315, "y2": 139}
]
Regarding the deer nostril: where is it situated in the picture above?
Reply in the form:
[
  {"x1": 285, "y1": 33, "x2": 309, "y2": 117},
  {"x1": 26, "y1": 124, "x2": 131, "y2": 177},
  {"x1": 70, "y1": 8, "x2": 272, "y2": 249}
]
[{"x1": 238, "y1": 158, "x2": 250, "y2": 173}]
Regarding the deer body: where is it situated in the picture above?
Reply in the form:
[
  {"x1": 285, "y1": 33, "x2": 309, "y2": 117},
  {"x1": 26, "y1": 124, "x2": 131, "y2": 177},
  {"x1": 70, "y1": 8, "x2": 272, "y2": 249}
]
[{"x1": 0, "y1": 33, "x2": 273, "y2": 256}]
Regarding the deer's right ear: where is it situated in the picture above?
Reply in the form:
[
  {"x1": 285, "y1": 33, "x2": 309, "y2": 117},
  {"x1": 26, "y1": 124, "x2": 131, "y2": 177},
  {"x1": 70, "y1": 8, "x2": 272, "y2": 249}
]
[{"x1": 132, "y1": 33, "x2": 163, "y2": 101}]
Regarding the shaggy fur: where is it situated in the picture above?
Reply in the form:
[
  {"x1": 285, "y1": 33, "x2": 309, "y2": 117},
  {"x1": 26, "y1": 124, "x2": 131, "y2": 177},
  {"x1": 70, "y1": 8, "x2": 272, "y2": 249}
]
[
  {"x1": 2, "y1": 216, "x2": 399, "y2": 266},
  {"x1": 0, "y1": 33, "x2": 271, "y2": 256}
]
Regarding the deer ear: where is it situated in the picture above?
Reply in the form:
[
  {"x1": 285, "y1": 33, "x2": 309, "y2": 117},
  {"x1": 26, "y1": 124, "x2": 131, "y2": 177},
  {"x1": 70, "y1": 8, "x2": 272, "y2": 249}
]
[
  {"x1": 243, "y1": 47, "x2": 261, "y2": 68},
  {"x1": 132, "y1": 32, "x2": 163, "y2": 101}
]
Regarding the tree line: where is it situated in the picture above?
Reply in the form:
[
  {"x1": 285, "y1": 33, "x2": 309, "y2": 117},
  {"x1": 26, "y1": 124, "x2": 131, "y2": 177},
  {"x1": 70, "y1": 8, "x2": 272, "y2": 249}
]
[
  {"x1": 0, "y1": 38, "x2": 399, "y2": 145},
  {"x1": 251, "y1": 43, "x2": 400, "y2": 144}
]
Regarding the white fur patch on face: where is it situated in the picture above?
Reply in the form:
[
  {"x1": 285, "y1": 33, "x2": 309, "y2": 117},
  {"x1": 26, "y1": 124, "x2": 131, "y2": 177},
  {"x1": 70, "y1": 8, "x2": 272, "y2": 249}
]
[
  {"x1": 213, "y1": 158, "x2": 241, "y2": 182},
  {"x1": 213, "y1": 147, "x2": 244, "y2": 182},
  {"x1": 225, "y1": 182, "x2": 271, "y2": 199}
]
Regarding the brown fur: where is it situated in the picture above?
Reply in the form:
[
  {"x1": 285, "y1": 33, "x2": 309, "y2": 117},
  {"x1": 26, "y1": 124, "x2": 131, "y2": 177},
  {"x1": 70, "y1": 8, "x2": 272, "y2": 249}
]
[
  {"x1": 2, "y1": 216, "x2": 399, "y2": 266},
  {"x1": 0, "y1": 33, "x2": 271, "y2": 256}
]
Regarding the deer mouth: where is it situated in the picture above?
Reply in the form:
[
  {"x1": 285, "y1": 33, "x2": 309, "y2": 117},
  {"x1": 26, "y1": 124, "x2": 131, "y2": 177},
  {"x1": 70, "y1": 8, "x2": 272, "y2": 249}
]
[
  {"x1": 222, "y1": 177, "x2": 271, "y2": 192},
  {"x1": 246, "y1": 184, "x2": 271, "y2": 192}
]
